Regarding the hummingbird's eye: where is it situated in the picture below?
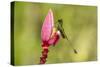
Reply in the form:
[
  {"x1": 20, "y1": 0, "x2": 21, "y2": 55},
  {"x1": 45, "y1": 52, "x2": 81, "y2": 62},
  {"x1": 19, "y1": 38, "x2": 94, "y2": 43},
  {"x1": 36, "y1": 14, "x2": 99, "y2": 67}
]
[
  {"x1": 58, "y1": 19, "x2": 63, "y2": 22},
  {"x1": 58, "y1": 19, "x2": 63, "y2": 26}
]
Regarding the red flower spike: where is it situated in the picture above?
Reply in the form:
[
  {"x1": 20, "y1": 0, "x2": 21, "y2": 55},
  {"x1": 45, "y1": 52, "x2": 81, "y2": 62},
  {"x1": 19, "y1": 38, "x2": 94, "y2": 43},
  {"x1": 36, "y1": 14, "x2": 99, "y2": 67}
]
[{"x1": 40, "y1": 9, "x2": 60, "y2": 64}]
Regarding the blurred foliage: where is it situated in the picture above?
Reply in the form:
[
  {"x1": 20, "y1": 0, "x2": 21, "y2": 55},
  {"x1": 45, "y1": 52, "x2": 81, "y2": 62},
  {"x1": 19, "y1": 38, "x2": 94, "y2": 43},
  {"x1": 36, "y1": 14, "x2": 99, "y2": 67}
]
[{"x1": 13, "y1": 1, "x2": 97, "y2": 65}]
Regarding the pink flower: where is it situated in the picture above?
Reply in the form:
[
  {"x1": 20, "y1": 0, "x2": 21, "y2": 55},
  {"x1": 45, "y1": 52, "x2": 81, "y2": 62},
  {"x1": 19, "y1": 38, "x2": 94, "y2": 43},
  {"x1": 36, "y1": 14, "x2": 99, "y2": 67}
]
[
  {"x1": 41, "y1": 9, "x2": 60, "y2": 46},
  {"x1": 40, "y1": 9, "x2": 60, "y2": 64}
]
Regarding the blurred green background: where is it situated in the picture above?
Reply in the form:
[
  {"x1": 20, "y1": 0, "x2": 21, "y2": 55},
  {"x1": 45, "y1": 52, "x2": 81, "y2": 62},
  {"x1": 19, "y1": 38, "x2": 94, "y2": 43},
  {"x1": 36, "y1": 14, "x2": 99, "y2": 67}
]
[{"x1": 13, "y1": 1, "x2": 97, "y2": 65}]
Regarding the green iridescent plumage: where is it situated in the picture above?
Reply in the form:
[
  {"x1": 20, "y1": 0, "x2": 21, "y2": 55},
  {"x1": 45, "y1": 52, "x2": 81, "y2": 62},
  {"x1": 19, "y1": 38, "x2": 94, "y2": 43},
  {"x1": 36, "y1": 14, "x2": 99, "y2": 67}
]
[{"x1": 55, "y1": 19, "x2": 77, "y2": 54}]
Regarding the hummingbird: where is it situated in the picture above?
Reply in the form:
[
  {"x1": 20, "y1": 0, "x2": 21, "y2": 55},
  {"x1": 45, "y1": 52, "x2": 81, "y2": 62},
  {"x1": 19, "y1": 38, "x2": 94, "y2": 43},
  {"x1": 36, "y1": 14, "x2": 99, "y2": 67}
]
[{"x1": 55, "y1": 19, "x2": 78, "y2": 54}]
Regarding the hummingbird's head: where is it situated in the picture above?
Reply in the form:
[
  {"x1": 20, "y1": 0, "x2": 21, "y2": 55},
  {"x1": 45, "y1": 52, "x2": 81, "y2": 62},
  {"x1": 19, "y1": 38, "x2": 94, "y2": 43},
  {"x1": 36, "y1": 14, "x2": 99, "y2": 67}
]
[
  {"x1": 58, "y1": 19, "x2": 63, "y2": 26},
  {"x1": 58, "y1": 19, "x2": 63, "y2": 22}
]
